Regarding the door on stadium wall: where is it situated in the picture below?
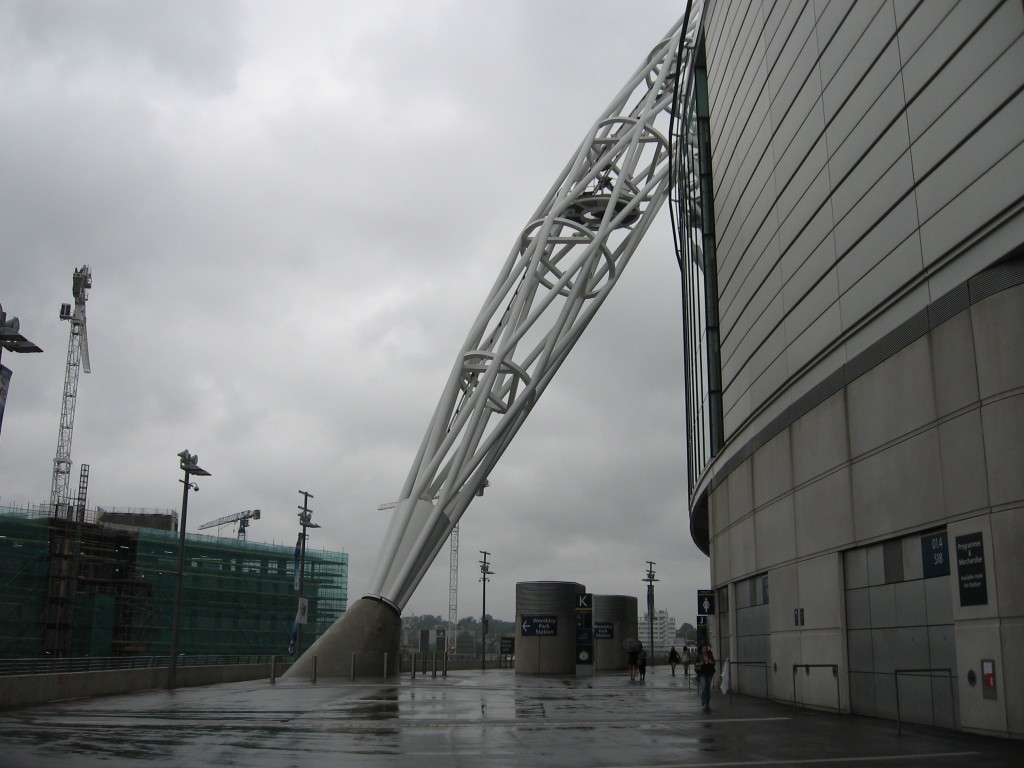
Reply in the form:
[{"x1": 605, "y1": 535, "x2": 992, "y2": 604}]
[
  {"x1": 844, "y1": 532, "x2": 957, "y2": 728},
  {"x1": 734, "y1": 574, "x2": 770, "y2": 698}
]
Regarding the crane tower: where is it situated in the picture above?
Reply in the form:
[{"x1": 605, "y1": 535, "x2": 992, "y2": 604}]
[
  {"x1": 49, "y1": 265, "x2": 92, "y2": 518},
  {"x1": 198, "y1": 509, "x2": 262, "y2": 540}
]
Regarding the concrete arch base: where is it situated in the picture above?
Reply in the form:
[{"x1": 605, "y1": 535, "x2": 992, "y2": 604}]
[{"x1": 284, "y1": 596, "x2": 401, "y2": 680}]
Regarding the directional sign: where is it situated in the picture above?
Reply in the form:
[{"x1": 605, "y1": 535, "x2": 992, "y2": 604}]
[
  {"x1": 956, "y1": 532, "x2": 988, "y2": 606},
  {"x1": 575, "y1": 593, "x2": 594, "y2": 671},
  {"x1": 697, "y1": 589, "x2": 715, "y2": 616},
  {"x1": 521, "y1": 616, "x2": 558, "y2": 637}
]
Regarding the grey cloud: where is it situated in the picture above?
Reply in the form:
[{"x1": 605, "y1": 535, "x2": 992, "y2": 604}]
[{"x1": 0, "y1": 1, "x2": 706, "y2": 625}]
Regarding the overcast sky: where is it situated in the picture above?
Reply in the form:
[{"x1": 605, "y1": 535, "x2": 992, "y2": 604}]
[{"x1": 0, "y1": 0, "x2": 709, "y2": 629}]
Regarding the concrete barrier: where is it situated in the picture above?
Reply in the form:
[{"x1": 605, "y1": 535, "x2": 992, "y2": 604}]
[{"x1": 0, "y1": 661, "x2": 288, "y2": 711}]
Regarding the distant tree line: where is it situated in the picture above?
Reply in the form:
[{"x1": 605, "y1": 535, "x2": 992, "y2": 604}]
[
  {"x1": 676, "y1": 622, "x2": 696, "y2": 643},
  {"x1": 402, "y1": 614, "x2": 516, "y2": 654}
]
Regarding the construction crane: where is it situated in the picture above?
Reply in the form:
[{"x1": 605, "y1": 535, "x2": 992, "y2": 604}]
[
  {"x1": 49, "y1": 265, "x2": 92, "y2": 519},
  {"x1": 199, "y1": 509, "x2": 261, "y2": 540},
  {"x1": 447, "y1": 523, "x2": 459, "y2": 653}
]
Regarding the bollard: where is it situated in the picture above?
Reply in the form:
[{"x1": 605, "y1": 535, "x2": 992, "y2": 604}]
[
  {"x1": 432, "y1": 652, "x2": 437, "y2": 678},
  {"x1": 384, "y1": 652, "x2": 389, "y2": 679},
  {"x1": 350, "y1": 652, "x2": 356, "y2": 681},
  {"x1": 312, "y1": 655, "x2": 318, "y2": 684},
  {"x1": 270, "y1": 655, "x2": 277, "y2": 685},
  {"x1": 411, "y1": 653, "x2": 416, "y2": 679}
]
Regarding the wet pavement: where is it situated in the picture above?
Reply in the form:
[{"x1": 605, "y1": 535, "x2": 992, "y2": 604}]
[{"x1": 0, "y1": 667, "x2": 1019, "y2": 767}]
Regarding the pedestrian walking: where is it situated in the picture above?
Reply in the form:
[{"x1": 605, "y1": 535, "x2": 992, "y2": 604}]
[
  {"x1": 682, "y1": 646, "x2": 692, "y2": 677},
  {"x1": 627, "y1": 646, "x2": 639, "y2": 681},
  {"x1": 695, "y1": 643, "x2": 716, "y2": 712},
  {"x1": 668, "y1": 646, "x2": 681, "y2": 676},
  {"x1": 638, "y1": 646, "x2": 648, "y2": 682}
]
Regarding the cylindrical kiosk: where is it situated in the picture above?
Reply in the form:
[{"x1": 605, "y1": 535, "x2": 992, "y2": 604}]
[
  {"x1": 515, "y1": 581, "x2": 585, "y2": 675},
  {"x1": 593, "y1": 594, "x2": 638, "y2": 672}
]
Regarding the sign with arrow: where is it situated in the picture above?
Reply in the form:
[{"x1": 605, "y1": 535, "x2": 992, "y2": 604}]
[
  {"x1": 521, "y1": 616, "x2": 557, "y2": 637},
  {"x1": 697, "y1": 589, "x2": 715, "y2": 616},
  {"x1": 575, "y1": 593, "x2": 594, "y2": 670}
]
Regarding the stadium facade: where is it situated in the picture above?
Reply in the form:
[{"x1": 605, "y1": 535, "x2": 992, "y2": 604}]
[{"x1": 674, "y1": 0, "x2": 1023, "y2": 737}]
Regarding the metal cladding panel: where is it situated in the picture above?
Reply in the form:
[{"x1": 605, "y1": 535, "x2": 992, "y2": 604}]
[
  {"x1": 515, "y1": 582, "x2": 585, "y2": 675},
  {"x1": 699, "y1": 0, "x2": 1024, "y2": 456},
  {"x1": 515, "y1": 581, "x2": 585, "y2": 614},
  {"x1": 594, "y1": 594, "x2": 636, "y2": 624},
  {"x1": 593, "y1": 594, "x2": 639, "y2": 671}
]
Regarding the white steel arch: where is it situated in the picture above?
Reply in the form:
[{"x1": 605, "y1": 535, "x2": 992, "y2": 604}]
[{"x1": 367, "y1": 7, "x2": 702, "y2": 612}]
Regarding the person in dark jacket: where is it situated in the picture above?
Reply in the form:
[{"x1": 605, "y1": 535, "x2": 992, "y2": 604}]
[
  {"x1": 668, "y1": 646, "x2": 681, "y2": 676},
  {"x1": 695, "y1": 644, "x2": 716, "y2": 712},
  {"x1": 627, "y1": 646, "x2": 639, "y2": 681}
]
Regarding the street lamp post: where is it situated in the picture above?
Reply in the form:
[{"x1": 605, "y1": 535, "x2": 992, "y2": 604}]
[
  {"x1": 479, "y1": 551, "x2": 493, "y2": 671},
  {"x1": 644, "y1": 561, "x2": 657, "y2": 670},
  {"x1": 0, "y1": 305, "x2": 43, "y2": 358},
  {"x1": 291, "y1": 490, "x2": 320, "y2": 656},
  {"x1": 0, "y1": 304, "x2": 43, "y2": 442},
  {"x1": 168, "y1": 450, "x2": 210, "y2": 689}
]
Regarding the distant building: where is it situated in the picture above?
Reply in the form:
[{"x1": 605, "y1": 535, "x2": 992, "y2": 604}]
[
  {"x1": 638, "y1": 609, "x2": 677, "y2": 657},
  {"x1": 0, "y1": 505, "x2": 347, "y2": 658}
]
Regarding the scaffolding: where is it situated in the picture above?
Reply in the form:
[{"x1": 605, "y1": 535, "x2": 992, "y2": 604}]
[{"x1": 0, "y1": 505, "x2": 348, "y2": 658}]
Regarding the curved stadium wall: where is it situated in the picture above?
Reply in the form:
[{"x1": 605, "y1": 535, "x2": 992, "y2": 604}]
[{"x1": 674, "y1": 0, "x2": 1023, "y2": 738}]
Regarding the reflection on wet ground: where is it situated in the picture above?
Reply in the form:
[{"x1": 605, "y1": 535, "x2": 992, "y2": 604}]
[{"x1": 1, "y1": 668, "x2": 1020, "y2": 768}]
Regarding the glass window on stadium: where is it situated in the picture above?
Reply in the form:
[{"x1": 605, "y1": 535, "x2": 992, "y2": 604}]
[{"x1": 672, "y1": 37, "x2": 722, "y2": 493}]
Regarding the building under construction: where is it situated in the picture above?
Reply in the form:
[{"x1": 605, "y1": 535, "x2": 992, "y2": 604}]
[{"x1": 0, "y1": 505, "x2": 348, "y2": 659}]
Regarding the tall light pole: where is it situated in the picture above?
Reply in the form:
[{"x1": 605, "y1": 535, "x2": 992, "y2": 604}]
[
  {"x1": 644, "y1": 561, "x2": 657, "y2": 668},
  {"x1": 0, "y1": 304, "x2": 43, "y2": 443},
  {"x1": 291, "y1": 490, "x2": 320, "y2": 656},
  {"x1": 168, "y1": 450, "x2": 210, "y2": 689},
  {"x1": 479, "y1": 551, "x2": 493, "y2": 671}
]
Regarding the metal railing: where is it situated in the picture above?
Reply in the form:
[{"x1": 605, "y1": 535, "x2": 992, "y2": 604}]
[
  {"x1": 893, "y1": 667, "x2": 957, "y2": 735},
  {"x1": 792, "y1": 663, "x2": 841, "y2": 713},
  {"x1": 0, "y1": 654, "x2": 276, "y2": 677}
]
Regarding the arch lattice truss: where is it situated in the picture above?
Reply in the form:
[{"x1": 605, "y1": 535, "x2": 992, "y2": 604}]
[{"x1": 368, "y1": 7, "x2": 702, "y2": 611}]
